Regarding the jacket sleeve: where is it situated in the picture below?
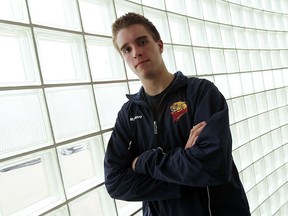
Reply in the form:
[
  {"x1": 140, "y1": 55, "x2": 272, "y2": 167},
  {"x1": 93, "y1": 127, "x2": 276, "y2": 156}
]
[
  {"x1": 134, "y1": 81, "x2": 233, "y2": 187},
  {"x1": 104, "y1": 106, "x2": 182, "y2": 201}
]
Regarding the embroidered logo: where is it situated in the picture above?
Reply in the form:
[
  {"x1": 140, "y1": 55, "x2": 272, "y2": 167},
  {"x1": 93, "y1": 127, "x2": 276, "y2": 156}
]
[
  {"x1": 130, "y1": 115, "x2": 143, "y2": 121},
  {"x1": 170, "y1": 101, "x2": 188, "y2": 122}
]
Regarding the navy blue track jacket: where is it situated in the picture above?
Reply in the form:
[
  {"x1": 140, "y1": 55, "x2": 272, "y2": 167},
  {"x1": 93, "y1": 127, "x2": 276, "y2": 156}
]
[{"x1": 104, "y1": 72, "x2": 250, "y2": 215}]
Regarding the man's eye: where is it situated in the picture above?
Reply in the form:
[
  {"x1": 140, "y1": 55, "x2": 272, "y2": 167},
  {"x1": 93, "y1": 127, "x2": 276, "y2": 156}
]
[
  {"x1": 139, "y1": 39, "x2": 147, "y2": 46},
  {"x1": 122, "y1": 47, "x2": 131, "y2": 54}
]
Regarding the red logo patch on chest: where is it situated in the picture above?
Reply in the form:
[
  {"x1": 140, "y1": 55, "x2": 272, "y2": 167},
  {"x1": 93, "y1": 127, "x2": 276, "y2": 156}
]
[{"x1": 170, "y1": 101, "x2": 188, "y2": 122}]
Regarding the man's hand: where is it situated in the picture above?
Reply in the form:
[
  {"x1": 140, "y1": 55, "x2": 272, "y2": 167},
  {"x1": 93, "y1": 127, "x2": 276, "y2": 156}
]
[
  {"x1": 132, "y1": 157, "x2": 138, "y2": 171},
  {"x1": 185, "y1": 121, "x2": 206, "y2": 149}
]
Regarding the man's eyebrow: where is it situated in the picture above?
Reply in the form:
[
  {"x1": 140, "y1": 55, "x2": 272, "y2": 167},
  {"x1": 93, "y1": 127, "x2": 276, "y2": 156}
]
[{"x1": 119, "y1": 35, "x2": 149, "y2": 52}]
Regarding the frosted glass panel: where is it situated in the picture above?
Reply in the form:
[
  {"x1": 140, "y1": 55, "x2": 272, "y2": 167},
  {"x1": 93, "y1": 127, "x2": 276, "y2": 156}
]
[
  {"x1": 168, "y1": 13, "x2": 191, "y2": 45},
  {"x1": 86, "y1": 36, "x2": 126, "y2": 81},
  {"x1": 34, "y1": 28, "x2": 90, "y2": 84},
  {"x1": 165, "y1": 0, "x2": 186, "y2": 14},
  {"x1": 185, "y1": 0, "x2": 203, "y2": 18},
  {"x1": 173, "y1": 46, "x2": 196, "y2": 75},
  {"x1": 142, "y1": 0, "x2": 165, "y2": 9},
  {"x1": 69, "y1": 186, "x2": 117, "y2": 216},
  {"x1": 189, "y1": 19, "x2": 208, "y2": 46},
  {"x1": 45, "y1": 86, "x2": 100, "y2": 142},
  {"x1": 0, "y1": 90, "x2": 53, "y2": 159},
  {"x1": 57, "y1": 136, "x2": 104, "y2": 198},
  {"x1": 0, "y1": 24, "x2": 40, "y2": 87},
  {"x1": 28, "y1": 0, "x2": 81, "y2": 30},
  {"x1": 143, "y1": 7, "x2": 171, "y2": 43},
  {"x1": 0, "y1": 150, "x2": 65, "y2": 216},
  {"x1": 194, "y1": 48, "x2": 212, "y2": 75},
  {"x1": 79, "y1": 0, "x2": 115, "y2": 35},
  {"x1": 0, "y1": 0, "x2": 29, "y2": 23},
  {"x1": 209, "y1": 49, "x2": 226, "y2": 74},
  {"x1": 94, "y1": 83, "x2": 129, "y2": 129}
]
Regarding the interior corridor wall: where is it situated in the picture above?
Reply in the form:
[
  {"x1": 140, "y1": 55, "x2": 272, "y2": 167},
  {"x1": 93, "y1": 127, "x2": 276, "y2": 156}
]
[{"x1": 0, "y1": 0, "x2": 287, "y2": 215}]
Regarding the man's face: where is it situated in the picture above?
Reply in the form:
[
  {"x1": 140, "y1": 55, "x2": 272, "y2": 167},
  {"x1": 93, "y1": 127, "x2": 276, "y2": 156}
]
[{"x1": 116, "y1": 24, "x2": 164, "y2": 80}]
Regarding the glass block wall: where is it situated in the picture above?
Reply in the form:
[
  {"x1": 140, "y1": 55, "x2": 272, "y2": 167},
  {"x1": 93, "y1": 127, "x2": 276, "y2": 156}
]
[{"x1": 0, "y1": 0, "x2": 287, "y2": 215}]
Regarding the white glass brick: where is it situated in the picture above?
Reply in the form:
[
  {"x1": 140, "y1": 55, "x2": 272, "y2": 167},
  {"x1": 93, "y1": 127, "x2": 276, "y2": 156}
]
[
  {"x1": 0, "y1": 150, "x2": 65, "y2": 216},
  {"x1": 220, "y1": 25, "x2": 236, "y2": 48},
  {"x1": 247, "y1": 186, "x2": 259, "y2": 212},
  {"x1": 261, "y1": 133, "x2": 273, "y2": 156},
  {"x1": 94, "y1": 83, "x2": 129, "y2": 130},
  {"x1": 224, "y1": 50, "x2": 240, "y2": 73},
  {"x1": 142, "y1": 0, "x2": 165, "y2": 9},
  {"x1": 250, "y1": 138, "x2": 263, "y2": 162},
  {"x1": 214, "y1": 75, "x2": 230, "y2": 98},
  {"x1": 0, "y1": 0, "x2": 29, "y2": 23},
  {"x1": 79, "y1": 0, "x2": 115, "y2": 35},
  {"x1": 268, "y1": 110, "x2": 280, "y2": 130},
  {"x1": 168, "y1": 13, "x2": 191, "y2": 45},
  {"x1": 162, "y1": 44, "x2": 176, "y2": 73},
  {"x1": 254, "y1": 10, "x2": 266, "y2": 30},
  {"x1": 245, "y1": 94, "x2": 258, "y2": 117},
  {"x1": 114, "y1": 0, "x2": 142, "y2": 17},
  {"x1": 242, "y1": 165, "x2": 256, "y2": 192},
  {"x1": 257, "y1": 179, "x2": 269, "y2": 204},
  {"x1": 238, "y1": 141, "x2": 253, "y2": 169},
  {"x1": 201, "y1": 0, "x2": 218, "y2": 22},
  {"x1": 185, "y1": 0, "x2": 203, "y2": 19},
  {"x1": 209, "y1": 49, "x2": 226, "y2": 74},
  {"x1": 270, "y1": 51, "x2": 282, "y2": 68},
  {"x1": 188, "y1": 19, "x2": 208, "y2": 47},
  {"x1": 230, "y1": 4, "x2": 244, "y2": 27},
  {"x1": 254, "y1": 159, "x2": 267, "y2": 184},
  {"x1": 232, "y1": 97, "x2": 246, "y2": 122},
  {"x1": 249, "y1": 51, "x2": 262, "y2": 71},
  {"x1": 205, "y1": 22, "x2": 222, "y2": 47},
  {"x1": 257, "y1": 30, "x2": 269, "y2": 50},
  {"x1": 143, "y1": 8, "x2": 171, "y2": 43},
  {"x1": 57, "y1": 136, "x2": 105, "y2": 198},
  {"x1": 0, "y1": 23, "x2": 40, "y2": 87},
  {"x1": 28, "y1": 0, "x2": 81, "y2": 30},
  {"x1": 241, "y1": 73, "x2": 255, "y2": 95},
  {"x1": 34, "y1": 28, "x2": 90, "y2": 84},
  {"x1": 0, "y1": 90, "x2": 53, "y2": 159},
  {"x1": 260, "y1": 51, "x2": 272, "y2": 70},
  {"x1": 234, "y1": 27, "x2": 248, "y2": 49},
  {"x1": 264, "y1": 152, "x2": 276, "y2": 176},
  {"x1": 237, "y1": 50, "x2": 251, "y2": 72},
  {"x1": 43, "y1": 205, "x2": 69, "y2": 216},
  {"x1": 273, "y1": 70, "x2": 288, "y2": 88},
  {"x1": 266, "y1": 90, "x2": 278, "y2": 109},
  {"x1": 246, "y1": 30, "x2": 260, "y2": 50},
  {"x1": 253, "y1": 72, "x2": 265, "y2": 93},
  {"x1": 259, "y1": 113, "x2": 271, "y2": 135},
  {"x1": 242, "y1": 7, "x2": 256, "y2": 28},
  {"x1": 165, "y1": 0, "x2": 186, "y2": 14},
  {"x1": 45, "y1": 85, "x2": 100, "y2": 142},
  {"x1": 194, "y1": 48, "x2": 213, "y2": 75},
  {"x1": 85, "y1": 36, "x2": 126, "y2": 81},
  {"x1": 69, "y1": 186, "x2": 117, "y2": 216},
  {"x1": 263, "y1": 71, "x2": 275, "y2": 90},
  {"x1": 228, "y1": 74, "x2": 243, "y2": 97},
  {"x1": 280, "y1": 50, "x2": 288, "y2": 67},
  {"x1": 216, "y1": 0, "x2": 232, "y2": 24},
  {"x1": 271, "y1": 129, "x2": 283, "y2": 150},
  {"x1": 173, "y1": 46, "x2": 196, "y2": 76},
  {"x1": 248, "y1": 116, "x2": 261, "y2": 140}
]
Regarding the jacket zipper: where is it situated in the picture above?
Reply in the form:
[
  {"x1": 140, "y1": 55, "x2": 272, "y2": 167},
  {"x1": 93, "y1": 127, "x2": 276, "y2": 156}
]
[
  {"x1": 153, "y1": 121, "x2": 158, "y2": 134},
  {"x1": 207, "y1": 186, "x2": 212, "y2": 216}
]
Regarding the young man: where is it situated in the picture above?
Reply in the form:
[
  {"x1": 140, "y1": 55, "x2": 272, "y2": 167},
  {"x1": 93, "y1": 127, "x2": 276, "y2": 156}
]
[{"x1": 104, "y1": 12, "x2": 250, "y2": 215}]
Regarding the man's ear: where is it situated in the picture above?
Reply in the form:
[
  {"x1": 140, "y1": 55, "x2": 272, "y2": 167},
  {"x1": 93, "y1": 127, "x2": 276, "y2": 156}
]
[{"x1": 157, "y1": 40, "x2": 164, "y2": 53}]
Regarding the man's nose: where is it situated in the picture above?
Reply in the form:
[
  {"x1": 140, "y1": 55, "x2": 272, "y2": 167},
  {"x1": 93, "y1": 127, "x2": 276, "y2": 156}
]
[{"x1": 133, "y1": 47, "x2": 142, "y2": 58}]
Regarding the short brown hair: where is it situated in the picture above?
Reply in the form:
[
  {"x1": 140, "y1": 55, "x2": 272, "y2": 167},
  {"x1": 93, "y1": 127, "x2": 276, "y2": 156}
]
[{"x1": 112, "y1": 12, "x2": 161, "y2": 51}]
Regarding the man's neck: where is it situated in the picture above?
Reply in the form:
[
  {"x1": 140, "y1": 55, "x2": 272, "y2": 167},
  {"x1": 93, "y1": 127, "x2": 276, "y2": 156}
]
[{"x1": 142, "y1": 72, "x2": 174, "y2": 96}]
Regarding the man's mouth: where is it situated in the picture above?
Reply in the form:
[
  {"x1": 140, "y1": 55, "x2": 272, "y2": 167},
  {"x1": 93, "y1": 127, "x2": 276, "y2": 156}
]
[{"x1": 136, "y1": 60, "x2": 149, "y2": 68}]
